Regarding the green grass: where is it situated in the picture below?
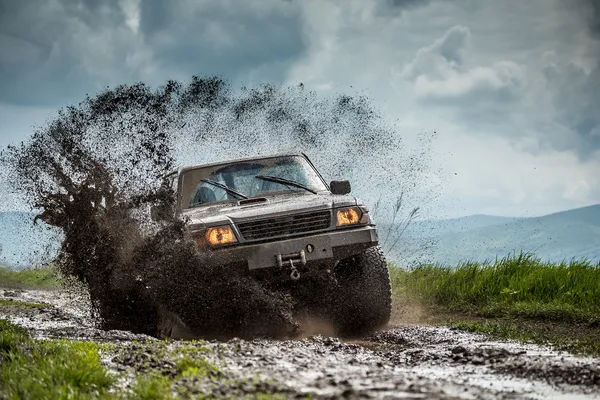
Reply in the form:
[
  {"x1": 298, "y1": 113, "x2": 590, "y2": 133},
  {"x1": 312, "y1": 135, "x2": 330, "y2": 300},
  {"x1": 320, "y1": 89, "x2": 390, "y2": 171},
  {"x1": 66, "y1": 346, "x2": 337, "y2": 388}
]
[
  {"x1": 390, "y1": 252, "x2": 600, "y2": 324},
  {"x1": 130, "y1": 375, "x2": 174, "y2": 400},
  {"x1": 0, "y1": 265, "x2": 61, "y2": 289},
  {"x1": 0, "y1": 318, "x2": 299, "y2": 398},
  {"x1": 0, "y1": 319, "x2": 115, "y2": 399},
  {"x1": 0, "y1": 299, "x2": 48, "y2": 308},
  {"x1": 390, "y1": 252, "x2": 600, "y2": 356},
  {"x1": 175, "y1": 356, "x2": 220, "y2": 378},
  {"x1": 0, "y1": 319, "x2": 233, "y2": 399}
]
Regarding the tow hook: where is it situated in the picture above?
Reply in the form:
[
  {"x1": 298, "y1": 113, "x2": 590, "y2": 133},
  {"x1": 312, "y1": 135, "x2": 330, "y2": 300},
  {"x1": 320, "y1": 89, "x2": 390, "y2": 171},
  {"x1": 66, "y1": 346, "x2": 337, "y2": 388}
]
[
  {"x1": 276, "y1": 250, "x2": 305, "y2": 281},
  {"x1": 289, "y1": 259, "x2": 300, "y2": 281}
]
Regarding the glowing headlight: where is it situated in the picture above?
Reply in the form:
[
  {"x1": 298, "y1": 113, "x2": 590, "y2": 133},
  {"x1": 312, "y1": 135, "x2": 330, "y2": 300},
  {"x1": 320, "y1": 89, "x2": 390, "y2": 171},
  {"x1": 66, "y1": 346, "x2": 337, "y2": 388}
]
[
  {"x1": 336, "y1": 207, "x2": 362, "y2": 226},
  {"x1": 205, "y1": 225, "x2": 238, "y2": 246}
]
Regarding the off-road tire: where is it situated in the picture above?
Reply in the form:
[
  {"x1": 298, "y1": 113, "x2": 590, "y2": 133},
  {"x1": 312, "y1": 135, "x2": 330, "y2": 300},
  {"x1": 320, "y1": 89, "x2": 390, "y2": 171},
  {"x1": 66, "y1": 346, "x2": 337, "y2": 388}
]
[
  {"x1": 94, "y1": 288, "x2": 159, "y2": 336},
  {"x1": 156, "y1": 305, "x2": 196, "y2": 340},
  {"x1": 333, "y1": 246, "x2": 392, "y2": 337}
]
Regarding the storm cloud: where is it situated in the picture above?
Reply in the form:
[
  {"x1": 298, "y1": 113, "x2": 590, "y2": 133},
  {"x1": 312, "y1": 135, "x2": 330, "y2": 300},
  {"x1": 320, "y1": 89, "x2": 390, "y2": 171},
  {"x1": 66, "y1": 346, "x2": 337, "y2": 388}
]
[
  {"x1": 581, "y1": 0, "x2": 600, "y2": 37},
  {"x1": 1, "y1": 0, "x2": 599, "y2": 217},
  {"x1": 0, "y1": 0, "x2": 305, "y2": 106}
]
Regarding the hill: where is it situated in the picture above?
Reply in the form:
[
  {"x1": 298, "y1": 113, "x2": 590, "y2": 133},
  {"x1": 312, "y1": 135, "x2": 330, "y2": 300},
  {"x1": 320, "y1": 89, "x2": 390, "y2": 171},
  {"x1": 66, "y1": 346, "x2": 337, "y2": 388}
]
[
  {"x1": 386, "y1": 204, "x2": 600, "y2": 266},
  {"x1": 379, "y1": 214, "x2": 517, "y2": 239}
]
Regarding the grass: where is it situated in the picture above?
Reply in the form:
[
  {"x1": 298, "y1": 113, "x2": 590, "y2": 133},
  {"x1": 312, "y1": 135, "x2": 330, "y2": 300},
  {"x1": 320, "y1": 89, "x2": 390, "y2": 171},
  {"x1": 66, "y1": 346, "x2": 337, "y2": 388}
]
[
  {"x1": 0, "y1": 299, "x2": 48, "y2": 308},
  {"x1": 0, "y1": 319, "x2": 295, "y2": 399},
  {"x1": 175, "y1": 356, "x2": 220, "y2": 378},
  {"x1": 390, "y1": 252, "x2": 600, "y2": 324},
  {"x1": 0, "y1": 319, "x2": 115, "y2": 399},
  {"x1": 0, "y1": 319, "x2": 243, "y2": 399},
  {"x1": 130, "y1": 375, "x2": 174, "y2": 400},
  {"x1": 0, "y1": 265, "x2": 61, "y2": 289},
  {"x1": 390, "y1": 252, "x2": 600, "y2": 356}
]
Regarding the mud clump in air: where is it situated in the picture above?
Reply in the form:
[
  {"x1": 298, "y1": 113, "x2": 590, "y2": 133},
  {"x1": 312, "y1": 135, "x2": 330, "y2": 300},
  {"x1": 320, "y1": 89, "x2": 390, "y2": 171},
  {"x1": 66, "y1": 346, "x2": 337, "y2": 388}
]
[{"x1": 0, "y1": 77, "x2": 432, "y2": 338}]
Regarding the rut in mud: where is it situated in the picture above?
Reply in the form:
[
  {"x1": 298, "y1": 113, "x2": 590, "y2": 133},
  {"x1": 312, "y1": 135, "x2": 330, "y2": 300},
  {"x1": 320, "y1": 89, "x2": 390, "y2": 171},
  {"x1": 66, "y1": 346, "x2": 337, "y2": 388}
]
[
  {"x1": 2, "y1": 288, "x2": 599, "y2": 399},
  {"x1": 0, "y1": 77, "x2": 432, "y2": 339}
]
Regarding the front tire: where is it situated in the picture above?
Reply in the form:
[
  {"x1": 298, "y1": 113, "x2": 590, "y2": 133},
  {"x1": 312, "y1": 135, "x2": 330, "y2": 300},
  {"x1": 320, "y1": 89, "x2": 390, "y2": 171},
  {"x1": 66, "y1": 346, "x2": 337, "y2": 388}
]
[
  {"x1": 156, "y1": 305, "x2": 196, "y2": 340},
  {"x1": 333, "y1": 246, "x2": 392, "y2": 337}
]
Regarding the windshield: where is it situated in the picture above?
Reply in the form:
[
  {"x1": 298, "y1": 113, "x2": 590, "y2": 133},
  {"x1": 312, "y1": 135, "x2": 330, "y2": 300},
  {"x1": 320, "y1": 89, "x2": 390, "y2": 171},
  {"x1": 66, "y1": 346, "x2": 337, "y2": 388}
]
[{"x1": 180, "y1": 156, "x2": 328, "y2": 208}]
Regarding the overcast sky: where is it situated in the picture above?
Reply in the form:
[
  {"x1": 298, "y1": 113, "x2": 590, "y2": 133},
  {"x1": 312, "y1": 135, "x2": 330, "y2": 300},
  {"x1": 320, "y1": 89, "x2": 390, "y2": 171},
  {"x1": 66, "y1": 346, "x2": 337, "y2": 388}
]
[{"x1": 1, "y1": 0, "x2": 599, "y2": 218}]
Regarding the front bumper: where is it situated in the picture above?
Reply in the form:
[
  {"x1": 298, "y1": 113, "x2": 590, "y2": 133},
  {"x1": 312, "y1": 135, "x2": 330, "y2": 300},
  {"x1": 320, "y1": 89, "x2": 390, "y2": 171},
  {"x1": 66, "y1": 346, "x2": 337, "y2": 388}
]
[{"x1": 196, "y1": 226, "x2": 379, "y2": 272}]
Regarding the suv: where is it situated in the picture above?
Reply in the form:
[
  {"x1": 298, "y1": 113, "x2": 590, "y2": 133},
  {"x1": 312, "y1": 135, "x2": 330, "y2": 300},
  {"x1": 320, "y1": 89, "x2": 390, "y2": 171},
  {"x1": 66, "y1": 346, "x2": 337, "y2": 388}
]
[{"x1": 161, "y1": 153, "x2": 392, "y2": 336}]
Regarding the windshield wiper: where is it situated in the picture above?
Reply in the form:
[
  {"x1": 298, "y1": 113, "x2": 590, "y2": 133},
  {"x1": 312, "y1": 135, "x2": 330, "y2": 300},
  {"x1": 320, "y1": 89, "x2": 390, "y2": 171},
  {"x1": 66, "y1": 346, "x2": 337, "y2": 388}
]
[
  {"x1": 255, "y1": 175, "x2": 317, "y2": 194},
  {"x1": 200, "y1": 179, "x2": 248, "y2": 199}
]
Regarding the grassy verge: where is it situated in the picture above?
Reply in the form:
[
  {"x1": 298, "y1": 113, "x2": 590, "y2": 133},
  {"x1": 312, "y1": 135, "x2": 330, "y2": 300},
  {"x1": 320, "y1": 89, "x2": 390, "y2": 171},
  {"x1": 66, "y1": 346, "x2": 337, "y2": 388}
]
[
  {"x1": 0, "y1": 319, "x2": 292, "y2": 399},
  {"x1": 390, "y1": 253, "x2": 600, "y2": 356},
  {"x1": 0, "y1": 299, "x2": 48, "y2": 308},
  {"x1": 0, "y1": 319, "x2": 115, "y2": 398},
  {"x1": 0, "y1": 265, "x2": 61, "y2": 289}
]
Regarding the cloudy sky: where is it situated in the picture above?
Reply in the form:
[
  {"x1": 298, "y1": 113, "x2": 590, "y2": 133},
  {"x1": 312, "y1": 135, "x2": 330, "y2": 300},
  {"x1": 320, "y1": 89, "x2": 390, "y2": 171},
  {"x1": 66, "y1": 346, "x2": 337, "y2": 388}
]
[{"x1": 0, "y1": 0, "x2": 599, "y2": 218}]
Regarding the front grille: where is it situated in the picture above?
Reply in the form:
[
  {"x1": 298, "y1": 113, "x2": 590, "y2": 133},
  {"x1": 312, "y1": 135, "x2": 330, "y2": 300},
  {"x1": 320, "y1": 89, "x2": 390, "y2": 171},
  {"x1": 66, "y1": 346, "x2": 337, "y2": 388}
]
[{"x1": 236, "y1": 210, "x2": 331, "y2": 241}]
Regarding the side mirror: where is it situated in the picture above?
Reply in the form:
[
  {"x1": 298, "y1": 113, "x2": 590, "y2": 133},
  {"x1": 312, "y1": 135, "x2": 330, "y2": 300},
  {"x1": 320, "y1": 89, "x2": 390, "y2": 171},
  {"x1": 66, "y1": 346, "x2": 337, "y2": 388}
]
[{"x1": 330, "y1": 180, "x2": 351, "y2": 195}]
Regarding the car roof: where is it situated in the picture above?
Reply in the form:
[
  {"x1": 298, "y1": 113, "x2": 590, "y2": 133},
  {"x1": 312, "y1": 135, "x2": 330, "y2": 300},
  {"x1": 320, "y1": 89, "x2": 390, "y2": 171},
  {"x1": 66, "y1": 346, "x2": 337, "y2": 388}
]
[{"x1": 169, "y1": 152, "x2": 308, "y2": 176}]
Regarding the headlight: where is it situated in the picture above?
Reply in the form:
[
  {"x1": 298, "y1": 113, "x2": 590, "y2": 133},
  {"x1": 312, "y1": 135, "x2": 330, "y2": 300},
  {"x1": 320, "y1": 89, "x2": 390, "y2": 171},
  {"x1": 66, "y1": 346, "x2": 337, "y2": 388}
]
[
  {"x1": 205, "y1": 225, "x2": 238, "y2": 246},
  {"x1": 336, "y1": 207, "x2": 362, "y2": 226}
]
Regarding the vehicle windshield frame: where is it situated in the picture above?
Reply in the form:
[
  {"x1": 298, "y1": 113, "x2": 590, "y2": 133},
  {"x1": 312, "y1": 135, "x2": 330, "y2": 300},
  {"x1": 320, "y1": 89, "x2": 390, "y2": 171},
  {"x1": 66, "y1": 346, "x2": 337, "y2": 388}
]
[{"x1": 178, "y1": 154, "x2": 330, "y2": 210}]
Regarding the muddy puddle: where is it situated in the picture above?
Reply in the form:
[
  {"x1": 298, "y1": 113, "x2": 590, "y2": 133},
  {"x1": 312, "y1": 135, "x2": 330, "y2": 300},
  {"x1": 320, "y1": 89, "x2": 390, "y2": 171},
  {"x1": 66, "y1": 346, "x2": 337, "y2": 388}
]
[{"x1": 2, "y1": 287, "x2": 599, "y2": 399}]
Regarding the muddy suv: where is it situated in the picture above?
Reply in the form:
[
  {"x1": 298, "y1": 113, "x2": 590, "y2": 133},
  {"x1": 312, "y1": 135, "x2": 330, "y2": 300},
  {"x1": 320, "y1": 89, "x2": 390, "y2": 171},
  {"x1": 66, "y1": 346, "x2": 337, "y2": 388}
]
[{"x1": 163, "y1": 153, "x2": 392, "y2": 335}]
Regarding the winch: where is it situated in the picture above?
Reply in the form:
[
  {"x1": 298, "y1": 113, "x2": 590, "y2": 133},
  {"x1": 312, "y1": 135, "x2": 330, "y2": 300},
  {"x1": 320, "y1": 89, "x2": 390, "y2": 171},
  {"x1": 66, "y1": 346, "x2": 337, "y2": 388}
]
[{"x1": 276, "y1": 250, "x2": 307, "y2": 280}]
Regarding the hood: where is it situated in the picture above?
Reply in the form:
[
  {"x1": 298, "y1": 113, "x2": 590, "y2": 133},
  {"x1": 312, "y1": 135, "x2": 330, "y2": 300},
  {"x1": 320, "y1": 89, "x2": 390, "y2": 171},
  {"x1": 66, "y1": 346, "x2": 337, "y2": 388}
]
[{"x1": 181, "y1": 192, "x2": 357, "y2": 227}]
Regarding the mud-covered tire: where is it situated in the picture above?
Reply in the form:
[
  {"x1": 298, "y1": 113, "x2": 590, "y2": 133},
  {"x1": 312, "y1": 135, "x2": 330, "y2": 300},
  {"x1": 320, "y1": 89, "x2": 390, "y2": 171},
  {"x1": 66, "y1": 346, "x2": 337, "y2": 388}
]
[
  {"x1": 156, "y1": 305, "x2": 196, "y2": 340},
  {"x1": 333, "y1": 246, "x2": 392, "y2": 337},
  {"x1": 94, "y1": 288, "x2": 159, "y2": 336}
]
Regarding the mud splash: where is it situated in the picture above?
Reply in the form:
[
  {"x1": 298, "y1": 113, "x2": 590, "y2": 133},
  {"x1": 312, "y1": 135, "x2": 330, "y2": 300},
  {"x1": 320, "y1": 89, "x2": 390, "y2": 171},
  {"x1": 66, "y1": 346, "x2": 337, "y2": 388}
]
[{"x1": 0, "y1": 77, "x2": 433, "y2": 338}]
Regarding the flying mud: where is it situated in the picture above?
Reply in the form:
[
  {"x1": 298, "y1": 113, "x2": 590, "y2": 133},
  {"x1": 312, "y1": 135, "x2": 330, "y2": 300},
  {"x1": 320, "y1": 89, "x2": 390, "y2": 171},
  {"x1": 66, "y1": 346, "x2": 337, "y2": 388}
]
[{"x1": 0, "y1": 77, "x2": 433, "y2": 338}]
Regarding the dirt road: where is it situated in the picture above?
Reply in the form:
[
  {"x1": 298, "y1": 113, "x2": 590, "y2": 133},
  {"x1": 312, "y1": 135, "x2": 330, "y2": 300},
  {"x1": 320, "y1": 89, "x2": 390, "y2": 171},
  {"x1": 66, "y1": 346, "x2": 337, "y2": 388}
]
[{"x1": 2, "y1": 288, "x2": 599, "y2": 399}]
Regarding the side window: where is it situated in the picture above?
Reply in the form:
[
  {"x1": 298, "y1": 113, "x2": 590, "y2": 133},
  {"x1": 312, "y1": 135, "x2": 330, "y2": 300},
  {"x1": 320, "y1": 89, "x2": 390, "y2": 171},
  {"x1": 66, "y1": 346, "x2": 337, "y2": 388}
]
[{"x1": 190, "y1": 183, "x2": 227, "y2": 207}]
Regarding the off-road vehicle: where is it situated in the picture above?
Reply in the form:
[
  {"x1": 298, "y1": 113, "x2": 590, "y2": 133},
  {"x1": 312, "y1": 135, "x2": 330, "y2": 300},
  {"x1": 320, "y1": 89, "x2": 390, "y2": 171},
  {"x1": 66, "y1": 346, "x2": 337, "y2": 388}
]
[{"x1": 160, "y1": 153, "x2": 391, "y2": 336}]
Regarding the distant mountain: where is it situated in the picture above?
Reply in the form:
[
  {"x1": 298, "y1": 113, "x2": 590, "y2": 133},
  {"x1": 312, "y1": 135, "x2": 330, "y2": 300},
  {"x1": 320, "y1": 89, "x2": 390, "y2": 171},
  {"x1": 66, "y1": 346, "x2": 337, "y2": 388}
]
[
  {"x1": 379, "y1": 214, "x2": 517, "y2": 239},
  {"x1": 0, "y1": 212, "x2": 60, "y2": 268},
  {"x1": 384, "y1": 204, "x2": 600, "y2": 266}
]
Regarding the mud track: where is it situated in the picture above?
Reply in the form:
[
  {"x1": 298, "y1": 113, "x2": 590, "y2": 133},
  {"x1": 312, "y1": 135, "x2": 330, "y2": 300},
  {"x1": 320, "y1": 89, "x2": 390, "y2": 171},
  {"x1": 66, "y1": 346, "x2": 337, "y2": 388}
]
[{"x1": 2, "y1": 288, "x2": 599, "y2": 399}]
